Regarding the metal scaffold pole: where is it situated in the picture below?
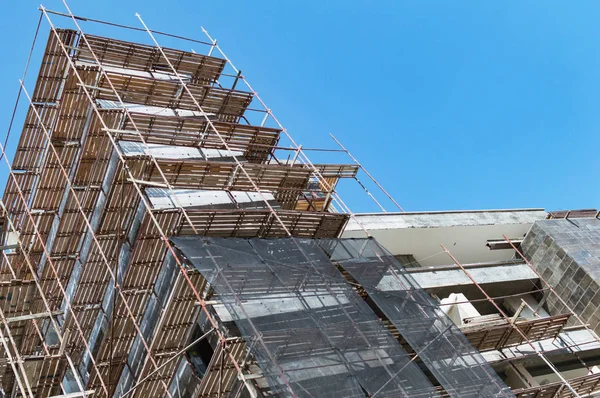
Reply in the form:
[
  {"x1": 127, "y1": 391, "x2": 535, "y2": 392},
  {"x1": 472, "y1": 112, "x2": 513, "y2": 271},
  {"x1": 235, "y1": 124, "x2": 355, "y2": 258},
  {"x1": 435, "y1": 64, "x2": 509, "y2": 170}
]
[{"x1": 330, "y1": 133, "x2": 404, "y2": 212}]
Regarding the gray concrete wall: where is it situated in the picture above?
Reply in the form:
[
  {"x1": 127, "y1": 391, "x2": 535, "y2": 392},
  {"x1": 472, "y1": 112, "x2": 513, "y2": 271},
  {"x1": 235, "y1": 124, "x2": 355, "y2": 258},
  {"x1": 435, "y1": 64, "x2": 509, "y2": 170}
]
[{"x1": 520, "y1": 218, "x2": 600, "y2": 331}]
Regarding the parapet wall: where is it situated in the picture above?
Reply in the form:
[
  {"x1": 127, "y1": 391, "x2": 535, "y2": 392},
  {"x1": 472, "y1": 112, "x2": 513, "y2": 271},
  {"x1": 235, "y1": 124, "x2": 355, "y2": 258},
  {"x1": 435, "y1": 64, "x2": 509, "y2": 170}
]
[{"x1": 520, "y1": 218, "x2": 600, "y2": 332}]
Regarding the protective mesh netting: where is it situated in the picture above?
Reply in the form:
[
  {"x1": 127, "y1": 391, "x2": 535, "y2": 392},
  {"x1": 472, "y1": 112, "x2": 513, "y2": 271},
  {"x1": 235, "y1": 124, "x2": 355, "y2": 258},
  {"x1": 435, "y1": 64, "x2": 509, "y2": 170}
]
[
  {"x1": 318, "y1": 238, "x2": 514, "y2": 398},
  {"x1": 171, "y1": 237, "x2": 513, "y2": 398}
]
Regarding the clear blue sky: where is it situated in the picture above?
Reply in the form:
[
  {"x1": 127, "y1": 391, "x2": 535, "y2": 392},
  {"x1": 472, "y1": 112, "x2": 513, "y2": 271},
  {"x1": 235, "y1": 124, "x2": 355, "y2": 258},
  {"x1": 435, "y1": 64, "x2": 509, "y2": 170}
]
[{"x1": 1, "y1": 1, "x2": 598, "y2": 213}]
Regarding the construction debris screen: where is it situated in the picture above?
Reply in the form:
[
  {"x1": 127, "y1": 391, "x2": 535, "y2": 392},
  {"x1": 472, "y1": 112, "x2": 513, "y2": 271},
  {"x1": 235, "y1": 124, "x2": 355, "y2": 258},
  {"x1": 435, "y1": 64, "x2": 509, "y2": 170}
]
[{"x1": 172, "y1": 237, "x2": 513, "y2": 398}]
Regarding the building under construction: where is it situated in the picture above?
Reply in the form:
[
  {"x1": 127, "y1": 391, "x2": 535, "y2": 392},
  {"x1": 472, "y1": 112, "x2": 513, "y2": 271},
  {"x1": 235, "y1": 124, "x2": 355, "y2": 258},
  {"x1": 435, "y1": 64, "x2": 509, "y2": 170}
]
[{"x1": 1, "y1": 4, "x2": 600, "y2": 398}]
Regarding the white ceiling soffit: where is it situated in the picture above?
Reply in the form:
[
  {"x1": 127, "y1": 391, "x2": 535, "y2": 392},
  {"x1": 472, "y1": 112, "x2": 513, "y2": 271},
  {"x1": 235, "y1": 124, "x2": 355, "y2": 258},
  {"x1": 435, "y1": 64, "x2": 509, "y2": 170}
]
[
  {"x1": 96, "y1": 99, "x2": 215, "y2": 119},
  {"x1": 118, "y1": 141, "x2": 244, "y2": 161},
  {"x1": 146, "y1": 188, "x2": 277, "y2": 210},
  {"x1": 76, "y1": 61, "x2": 190, "y2": 80},
  {"x1": 342, "y1": 209, "x2": 547, "y2": 266}
]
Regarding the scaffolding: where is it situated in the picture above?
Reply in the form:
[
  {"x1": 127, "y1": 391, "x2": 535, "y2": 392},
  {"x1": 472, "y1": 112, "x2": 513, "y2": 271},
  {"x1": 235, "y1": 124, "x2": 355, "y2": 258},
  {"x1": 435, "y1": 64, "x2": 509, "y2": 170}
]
[
  {"x1": 0, "y1": 2, "x2": 598, "y2": 398},
  {"x1": 0, "y1": 4, "x2": 359, "y2": 396}
]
